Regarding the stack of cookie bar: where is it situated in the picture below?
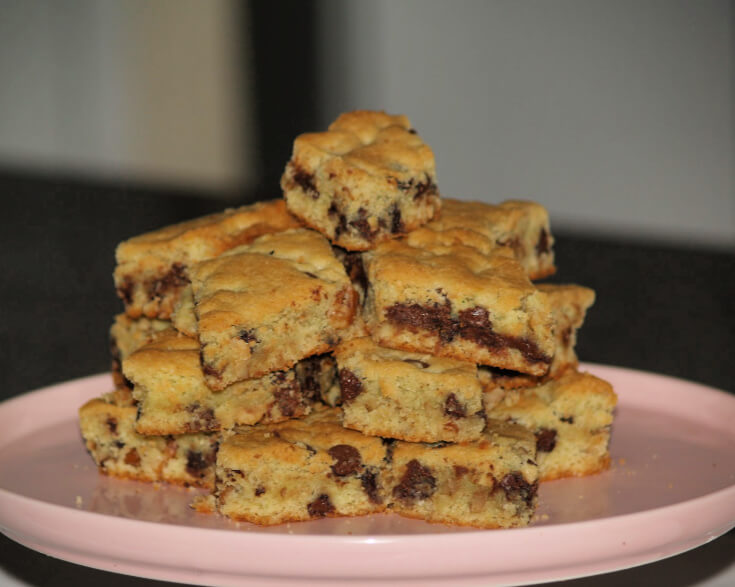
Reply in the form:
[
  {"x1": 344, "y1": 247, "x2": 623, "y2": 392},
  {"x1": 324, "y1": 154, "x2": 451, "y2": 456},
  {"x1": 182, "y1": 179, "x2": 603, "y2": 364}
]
[{"x1": 79, "y1": 110, "x2": 616, "y2": 529}]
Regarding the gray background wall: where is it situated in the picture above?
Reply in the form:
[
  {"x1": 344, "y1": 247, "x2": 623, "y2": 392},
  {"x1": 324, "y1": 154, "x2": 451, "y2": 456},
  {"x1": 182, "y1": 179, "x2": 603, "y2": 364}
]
[
  {"x1": 317, "y1": 0, "x2": 734, "y2": 248},
  {"x1": 0, "y1": 0, "x2": 732, "y2": 247}
]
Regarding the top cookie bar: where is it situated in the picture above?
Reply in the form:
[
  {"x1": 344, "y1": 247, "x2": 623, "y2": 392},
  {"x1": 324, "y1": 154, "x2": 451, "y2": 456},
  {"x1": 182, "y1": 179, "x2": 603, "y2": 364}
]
[
  {"x1": 424, "y1": 199, "x2": 556, "y2": 280},
  {"x1": 281, "y1": 110, "x2": 442, "y2": 250},
  {"x1": 114, "y1": 199, "x2": 300, "y2": 319}
]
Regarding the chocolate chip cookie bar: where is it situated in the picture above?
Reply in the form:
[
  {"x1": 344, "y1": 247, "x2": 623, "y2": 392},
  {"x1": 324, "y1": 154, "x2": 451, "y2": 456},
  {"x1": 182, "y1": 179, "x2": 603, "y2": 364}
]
[
  {"x1": 114, "y1": 199, "x2": 300, "y2": 319},
  {"x1": 191, "y1": 228, "x2": 356, "y2": 389},
  {"x1": 79, "y1": 388, "x2": 218, "y2": 488},
  {"x1": 424, "y1": 198, "x2": 556, "y2": 279},
  {"x1": 334, "y1": 337, "x2": 485, "y2": 443},
  {"x1": 363, "y1": 231, "x2": 555, "y2": 375},
  {"x1": 478, "y1": 283, "x2": 596, "y2": 391},
  {"x1": 485, "y1": 370, "x2": 617, "y2": 480},
  {"x1": 109, "y1": 313, "x2": 171, "y2": 389},
  {"x1": 281, "y1": 110, "x2": 441, "y2": 250},
  {"x1": 123, "y1": 329, "x2": 331, "y2": 435},
  {"x1": 215, "y1": 407, "x2": 388, "y2": 525},
  {"x1": 385, "y1": 419, "x2": 539, "y2": 528}
]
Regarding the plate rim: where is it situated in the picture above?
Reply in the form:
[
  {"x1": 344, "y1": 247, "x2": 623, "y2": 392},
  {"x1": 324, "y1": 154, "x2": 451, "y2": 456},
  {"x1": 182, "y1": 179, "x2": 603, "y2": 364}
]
[{"x1": 1, "y1": 364, "x2": 734, "y2": 586}]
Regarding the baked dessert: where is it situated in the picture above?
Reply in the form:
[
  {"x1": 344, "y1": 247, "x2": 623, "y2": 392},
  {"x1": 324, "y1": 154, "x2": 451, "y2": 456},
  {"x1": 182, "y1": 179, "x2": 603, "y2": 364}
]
[
  {"x1": 79, "y1": 388, "x2": 218, "y2": 488},
  {"x1": 281, "y1": 110, "x2": 441, "y2": 250},
  {"x1": 334, "y1": 336, "x2": 485, "y2": 442},
  {"x1": 363, "y1": 231, "x2": 555, "y2": 375},
  {"x1": 385, "y1": 419, "x2": 539, "y2": 528},
  {"x1": 485, "y1": 369, "x2": 616, "y2": 480},
  {"x1": 109, "y1": 313, "x2": 171, "y2": 388},
  {"x1": 190, "y1": 228, "x2": 356, "y2": 389},
  {"x1": 114, "y1": 199, "x2": 300, "y2": 319},
  {"x1": 122, "y1": 329, "x2": 331, "y2": 435},
  {"x1": 423, "y1": 198, "x2": 555, "y2": 279},
  {"x1": 215, "y1": 407, "x2": 388, "y2": 525},
  {"x1": 478, "y1": 283, "x2": 596, "y2": 391}
]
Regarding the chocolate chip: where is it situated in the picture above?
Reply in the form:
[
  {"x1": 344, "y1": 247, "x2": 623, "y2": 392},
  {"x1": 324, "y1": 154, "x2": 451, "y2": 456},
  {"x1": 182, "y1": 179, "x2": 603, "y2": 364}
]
[
  {"x1": 106, "y1": 417, "x2": 118, "y2": 435},
  {"x1": 239, "y1": 329, "x2": 259, "y2": 344},
  {"x1": 124, "y1": 448, "x2": 141, "y2": 467},
  {"x1": 389, "y1": 204, "x2": 404, "y2": 233},
  {"x1": 535, "y1": 428, "x2": 557, "y2": 453},
  {"x1": 560, "y1": 415, "x2": 574, "y2": 424},
  {"x1": 328, "y1": 203, "x2": 348, "y2": 238},
  {"x1": 116, "y1": 277, "x2": 135, "y2": 305},
  {"x1": 255, "y1": 485, "x2": 266, "y2": 496},
  {"x1": 184, "y1": 403, "x2": 218, "y2": 432},
  {"x1": 200, "y1": 349, "x2": 223, "y2": 380},
  {"x1": 454, "y1": 465, "x2": 469, "y2": 478},
  {"x1": 360, "y1": 468, "x2": 383, "y2": 504},
  {"x1": 535, "y1": 229, "x2": 551, "y2": 255},
  {"x1": 392, "y1": 459, "x2": 436, "y2": 502},
  {"x1": 186, "y1": 450, "x2": 212, "y2": 477},
  {"x1": 339, "y1": 369, "x2": 364, "y2": 403},
  {"x1": 150, "y1": 263, "x2": 189, "y2": 297},
  {"x1": 336, "y1": 249, "x2": 368, "y2": 295},
  {"x1": 114, "y1": 440, "x2": 125, "y2": 449},
  {"x1": 274, "y1": 377, "x2": 306, "y2": 417},
  {"x1": 292, "y1": 166, "x2": 319, "y2": 199},
  {"x1": 307, "y1": 494, "x2": 335, "y2": 517},
  {"x1": 328, "y1": 444, "x2": 362, "y2": 476},
  {"x1": 349, "y1": 207, "x2": 376, "y2": 242},
  {"x1": 444, "y1": 393, "x2": 466, "y2": 418},
  {"x1": 382, "y1": 438, "x2": 396, "y2": 464},
  {"x1": 402, "y1": 359, "x2": 429, "y2": 369},
  {"x1": 499, "y1": 471, "x2": 537, "y2": 506}
]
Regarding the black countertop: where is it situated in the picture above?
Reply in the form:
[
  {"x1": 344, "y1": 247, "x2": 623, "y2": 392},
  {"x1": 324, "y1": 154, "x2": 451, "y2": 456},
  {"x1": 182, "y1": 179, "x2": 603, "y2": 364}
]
[{"x1": 1, "y1": 171, "x2": 733, "y2": 586}]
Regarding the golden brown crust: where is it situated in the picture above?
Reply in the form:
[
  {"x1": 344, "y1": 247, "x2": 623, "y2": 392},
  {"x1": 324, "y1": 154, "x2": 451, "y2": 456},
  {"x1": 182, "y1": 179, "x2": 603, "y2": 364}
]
[
  {"x1": 281, "y1": 111, "x2": 441, "y2": 250},
  {"x1": 334, "y1": 337, "x2": 485, "y2": 443},
  {"x1": 485, "y1": 369, "x2": 617, "y2": 481},
  {"x1": 425, "y1": 199, "x2": 556, "y2": 279},
  {"x1": 190, "y1": 229, "x2": 356, "y2": 388},
  {"x1": 114, "y1": 199, "x2": 301, "y2": 319},
  {"x1": 363, "y1": 232, "x2": 555, "y2": 375},
  {"x1": 122, "y1": 329, "x2": 327, "y2": 435}
]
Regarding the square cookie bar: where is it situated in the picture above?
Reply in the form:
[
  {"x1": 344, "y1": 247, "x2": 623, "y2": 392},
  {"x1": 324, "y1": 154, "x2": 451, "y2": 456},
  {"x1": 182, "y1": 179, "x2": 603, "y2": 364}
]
[
  {"x1": 423, "y1": 198, "x2": 556, "y2": 279},
  {"x1": 114, "y1": 199, "x2": 300, "y2": 319},
  {"x1": 109, "y1": 313, "x2": 171, "y2": 389},
  {"x1": 478, "y1": 283, "x2": 596, "y2": 391},
  {"x1": 281, "y1": 110, "x2": 441, "y2": 250},
  {"x1": 122, "y1": 329, "x2": 332, "y2": 435},
  {"x1": 485, "y1": 370, "x2": 617, "y2": 480},
  {"x1": 79, "y1": 389, "x2": 218, "y2": 488},
  {"x1": 215, "y1": 407, "x2": 388, "y2": 525},
  {"x1": 191, "y1": 228, "x2": 357, "y2": 389},
  {"x1": 363, "y1": 231, "x2": 555, "y2": 375},
  {"x1": 334, "y1": 337, "x2": 485, "y2": 443},
  {"x1": 385, "y1": 419, "x2": 539, "y2": 528}
]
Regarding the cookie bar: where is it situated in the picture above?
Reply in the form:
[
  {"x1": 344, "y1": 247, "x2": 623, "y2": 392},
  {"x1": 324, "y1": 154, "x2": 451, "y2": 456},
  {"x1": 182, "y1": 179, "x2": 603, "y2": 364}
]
[
  {"x1": 114, "y1": 199, "x2": 300, "y2": 319},
  {"x1": 385, "y1": 419, "x2": 539, "y2": 528},
  {"x1": 79, "y1": 388, "x2": 218, "y2": 488},
  {"x1": 478, "y1": 283, "x2": 596, "y2": 390},
  {"x1": 281, "y1": 110, "x2": 441, "y2": 250},
  {"x1": 424, "y1": 199, "x2": 555, "y2": 279},
  {"x1": 485, "y1": 370, "x2": 617, "y2": 480},
  {"x1": 363, "y1": 231, "x2": 555, "y2": 375},
  {"x1": 334, "y1": 337, "x2": 485, "y2": 443},
  {"x1": 122, "y1": 329, "x2": 332, "y2": 435},
  {"x1": 215, "y1": 407, "x2": 388, "y2": 525},
  {"x1": 109, "y1": 313, "x2": 171, "y2": 389},
  {"x1": 191, "y1": 228, "x2": 356, "y2": 389}
]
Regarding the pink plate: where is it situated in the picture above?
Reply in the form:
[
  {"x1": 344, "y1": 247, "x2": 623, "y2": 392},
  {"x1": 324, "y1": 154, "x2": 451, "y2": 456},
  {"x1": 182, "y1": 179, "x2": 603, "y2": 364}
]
[{"x1": 1, "y1": 364, "x2": 734, "y2": 586}]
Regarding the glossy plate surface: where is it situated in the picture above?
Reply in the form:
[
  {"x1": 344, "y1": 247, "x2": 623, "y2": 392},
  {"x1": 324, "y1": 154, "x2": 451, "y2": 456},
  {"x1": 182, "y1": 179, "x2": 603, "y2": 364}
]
[{"x1": 1, "y1": 364, "x2": 734, "y2": 586}]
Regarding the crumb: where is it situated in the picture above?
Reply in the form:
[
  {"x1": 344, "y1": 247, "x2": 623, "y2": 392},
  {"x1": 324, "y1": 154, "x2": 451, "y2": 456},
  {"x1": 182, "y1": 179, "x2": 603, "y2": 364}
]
[
  {"x1": 618, "y1": 457, "x2": 626, "y2": 466},
  {"x1": 75, "y1": 495, "x2": 83, "y2": 508}
]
